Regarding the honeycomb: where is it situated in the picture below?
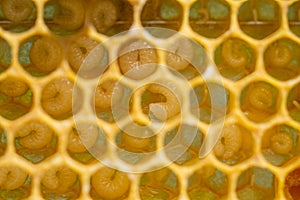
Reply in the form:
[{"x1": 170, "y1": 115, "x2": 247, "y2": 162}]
[{"x1": 0, "y1": 0, "x2": 299, "y2": 199}]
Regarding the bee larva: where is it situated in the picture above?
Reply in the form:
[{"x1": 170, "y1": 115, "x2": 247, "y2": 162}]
[
  {"x1": 90, "y1": 0, "x2": 118, "y2": 34},
  {"x1": 271, "y1": 132, "x2": 293, "y2": 155},
  {"x1": 0, "y1": 77, "x2": 28, "y2": 97},
  {"x1": 30, "y1": 36, "x2": 63, "y2": 73},
  {"x1": 41, "y1": 77, "x2": 73, "y2": 119},
  {"x1": 91, "y1": 167, "x2": 130, "y2": 200},
  {"x1": 2, "y1": 0, "x2": 34, "y2": 23},
  {"x1": 0, "y1": 166, "x2": 28, "y2": 190},
  {"x1": 221, "y1": 39, "x2": 247, "y2": 69},
  {"x1": 214, "y1": 124, "x2": 242, "y2": 160},
  {"x1": 17, "y1": 121, "x2": 54, "y2": 150},
  {"x1": 53, "y1": 0, "x2": 85, "y2": 30},
  {"x1": 265, "y1": 42, "x2": 292, "y2": 68},
  {"x1": 41, "y1": 166, "x2": 77, "y2": 192}
]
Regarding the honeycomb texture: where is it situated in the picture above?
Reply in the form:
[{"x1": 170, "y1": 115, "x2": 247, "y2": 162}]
[{"x1": 0, "y1": 0, "x2": 299, "y2": 200}]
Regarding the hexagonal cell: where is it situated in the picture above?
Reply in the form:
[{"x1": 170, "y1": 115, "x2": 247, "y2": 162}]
[
  {"x1": 15, "y1": 120, "x2": 57, "y2": 164},
  {"x1": 87, "y1": 0, "x2": 133, "y2": 36},
  {"x1": 67, "y1": 122, "x2": 106, "y2": 164},
  {"x1": 189, "y1": 0, "x2": 230, "y2": 38},
  {"x1": 288, "y1": 2, "x2": 300, "y2": 38},
  {"x1": 287, "y1": 83, "x2": 300, "y2": 123},
  {"x1": 190, "y1": 82, "x2": 230, "y2": 124},
  {"x1": 0, "y1": 0, "x2": 36, "y2": 33},
  {"x1": 139, "y1": 167, "x2": 179, "y2": 200},
  {"x1": 0, "y1": 38, "x2": 11, "y2": 73},
  {"x1": 240, "y1": 81, "x2": 280, "y2": 123},
  {"x1": 141, "y1": 0, "x2": 183, "y2": 32},
  {"x1": 41, "y1": 77, "x2": 77, "y2": 120},
  {"x1": 0, "y1": 77, "x2": 33, "y2": 120},
  {"x1": 262, "y1": 124, "x2": 300, "y2": 166},
  {"x1": 18, "y1": 35, "x2": 63, "y2": 77},
  {"x1": 238, "y1": 0, "x2": 281, "y2": 40},
  {"x1": 285, "y1": 167, "x2": 300, "y2": 200},
  {"x1": 213, "y1": 123, "x2": 254, "y2": 165},
  {"x1": 236, "y1": 167, "x2": 277, "y2": 200},
  {"x1": 41, "y1": 165, "x2": 81, "y2": 199},
  {"x1": 164, "y1": 124, "x2": 203, "y2": 165},
  {"x1": 214, "y1": 37, "x2": 256, "y2": 81},
  {"x1": 44, "y1": 0, "x2": 85, "y2": 36},
  {"x1": 90, "y1": 167, "x2": 130, "y2": 200},
  {"x1": 188, "y1": 165, "x2": 229, "y2": 199},
  {"x1": 0, "y1": 127, "x2": 6, "y2": 157},
  {"x1": 0, "y1": 165, "x2": 31, "y2": 199},
  {"x1": 264, "y1": 38, "x2": 300, "y2": 81}
]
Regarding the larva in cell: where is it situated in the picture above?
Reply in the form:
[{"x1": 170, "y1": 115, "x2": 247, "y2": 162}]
[
  {"x1": 148, "y1": 84, "x2": 180, "y2": 120},
  {"x1": 265, "y1": 42, "x2": 292, "y2": 68},
  {"x1": 30, "y1": 36, "x2": 63, "y2": 73},
  {"x1": 67, "y1": 123, "x2": 98, "y2": 153},
  {"x1": 0, "y1": 166, "x2": 28, "y2": 190},
  {"x1": 2, "y1": 0, "x2": 34, "y2": 23},
  {"x1": 91, "y1": 0, "x2": 118, "y2": 34},
  {"x1": 94, "y1": 80, "x2": 123, "y2": 110},
  {"x1": 0, "y1": 77, "x2": 28, "y2": 97},
  {"x1": 91, "y1": 167, "x2": 130, "y2": 200},
  {"x1": 119, "y1": 40, "x2": 158, "y2": 80},
  {"x1": 166, "y1": 37, "x2": 194, "y2": 71},
  {"x1": 214, "y1": 124, "x2": 242, "y2": 160},
  {"x1": 122, "y1": 132, "x2": 152, "y2": 149},
  {"x1": 67, "y1": 36, "x2": 100, "y2": 72},
  {"x1": 41, "y1": 78, "x2": 73, "y2": 118},
  {"x1": 271, "y1": 132, "x2": 293, "y2": 155},
  {"x1": 248, "y1": 84, "x2": 273, "y2": 111},
  {"x1": 41, "y1": 166, "x2": 77, "y2": 192},
  {"x1": 221, "y1": 39, "x2": 247, "y2": 69},
  {"x1": 53, "y1": 0, "x2": 85, "y2": 30},
  {"x1": 17, "y1": 121, "x2": 54, "y2": 150}
]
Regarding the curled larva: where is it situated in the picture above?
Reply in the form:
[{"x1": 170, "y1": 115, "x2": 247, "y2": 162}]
[
  {"x1": 248, "y1": 84, "x2": 273, "y2": 111},
  {"x1": 91, "y1": 167, "x2": 130, "y2": 200},
  {"x1": 17, "y1": 121, "x2": 54, "y2": 150},
  {"x1": 119, "y1": 40, "x2": 157, "y2": 80},
  {"x1": 94, "y1": 80, "x2": 123, "y2": 109},
  {"x1": 271, "y1": 132, "x2": 293, "y2": 154},
  {"x1": 91, "y1": 0, "x2": 118, "y2": 33},
  {"x1": 0, "y1": 77, "x2": 28, "y2": 97},
  {"x1": 30, "y1": 36, "x2": 63, "y2": 73},
  {"x1": 222, "y1": 39, "x2": 247, "y2": 69},
  {"x1": 67, "y1": 36, "x2": 100, "y2": 72},
  {"x1": 67, "y1": 123, "x2": 98, "y2": 153},
  {"x1": 266, "y1": 42, "x2": 292, "y2": 68},
  {"x1": 0, "y1": 166, "x2": 28, "y2": 190},
  {"x1": 148, "y1": 84, "x2": 180, "y2": 120},
  {"x1": 2, "y1": 0, "x2": 34, "y2": 22},
  {"x1": 42, "y1": 166, "x2": 77, "y2": 192},
  {"x1": 53, "y1": 0, "x2": 85, "y2": 30},
  {"x1": 122, "y1": 132, "x2": 152, "y2": 149},
  {"x1": 214, "y1": 124, "x2": 242, "y2": 160},
  {"x1": 41, "y1": 78, "x2": 73, "y2": 118},
  {"x1": 166, "y1": 37, "x2": 194, "y2": 70}
]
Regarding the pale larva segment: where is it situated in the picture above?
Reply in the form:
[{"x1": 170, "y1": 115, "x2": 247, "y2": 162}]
[
  {"x1": 0, "y1": 77, "x2": 28, "y2": 97},
  {"x1": 91, "y1": 0, "x2": 118, "y2": 34},
  {"x1": 30, "y1": 36, "x2": 63, "y2": 73},
  {"x1": 148, "y1": 84, "x2": 180, "y2": 120},
  {"x1": 41, "y1": 166, "x2": 77, "y2": 192},
  {"x1": 94, "y1": 80, "x2": 123, "y2": 110},
  {"x1": 221, "y1": 39, "x2": 247, "y2": 69},
  {"x1": 265, "y1": 42, "x2": 292, "y2": 68},
  {"x1": 271, "y1": 132, "x2": 293, "y2": 155},
  {"x1": 53, "y1": 0, "x2": 85, "y2": 30},
  {"x1": 91, "y1": 167, "x2": 130, "y2": 200},
  {"x1": 214, "y1": 124, "x2": 243, "y2": 160},
  {"x1": 0, "y1": 166, "x2": 28, "y2": 190},
  {"x1": 17, "y1": 121, "x2": 54, "y2": 150},
  {"x1": 41, "y1": 77, "x2": 73, "y2": 118},
  {"x1": 248, "y1": 85, "x2": 273, "y2": 111},
  {"x1": 67, "y1": 123, "x2": 99, "y2": 153},
  {"x1": 2, "y1": 0, "x2": 34, "y2": 23}
]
